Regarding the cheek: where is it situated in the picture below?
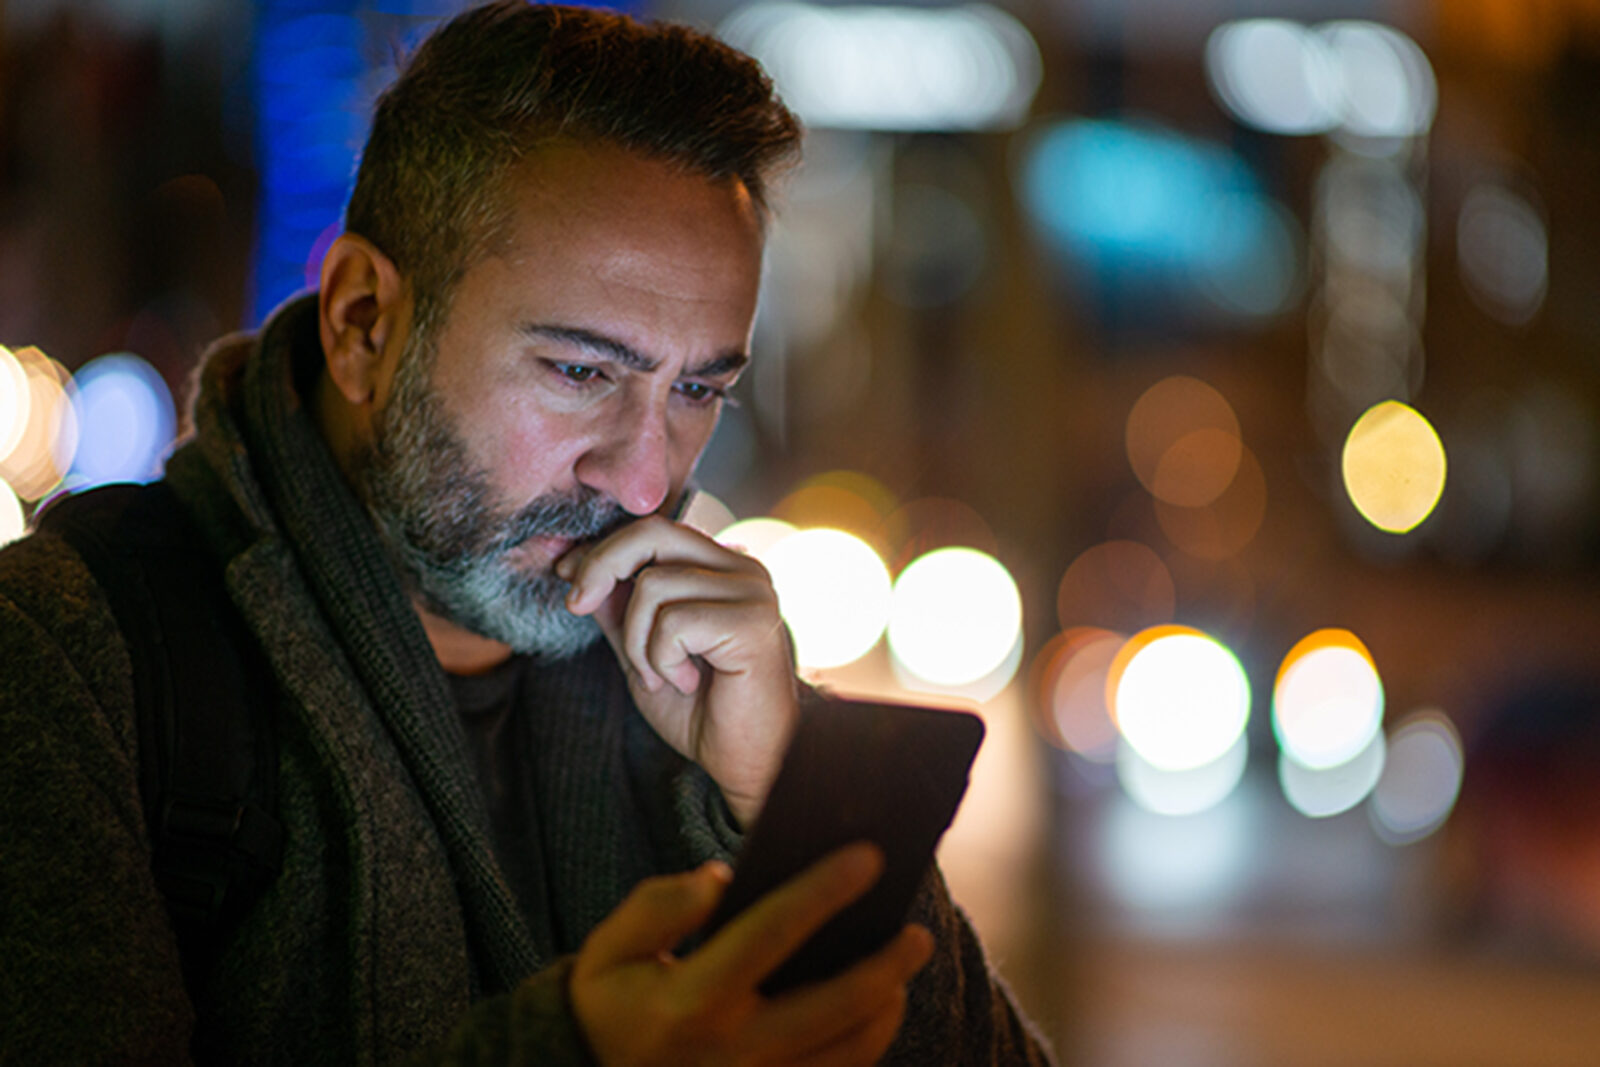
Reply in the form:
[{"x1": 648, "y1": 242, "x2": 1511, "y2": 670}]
[{"x1": 466, "y1": 396, "x2": 586, "y2": 495}]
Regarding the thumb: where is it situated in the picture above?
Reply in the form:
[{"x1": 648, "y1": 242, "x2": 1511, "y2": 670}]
[{"x1": 578, "y1": 861, "x2": 732, "y2": 970}]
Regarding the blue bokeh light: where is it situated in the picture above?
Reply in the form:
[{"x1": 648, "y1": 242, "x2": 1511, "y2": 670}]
[
  {"x1": 1018, "y1": 118, "x2": 1301, "y2": 324},
  {"x1": 70, "y1": 354, "x2": 178, "y2": 487}
]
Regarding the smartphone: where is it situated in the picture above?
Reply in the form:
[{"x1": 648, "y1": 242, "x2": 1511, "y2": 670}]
[{"x1": 701, "y1": 695, "x2": 985, "y2": 995}]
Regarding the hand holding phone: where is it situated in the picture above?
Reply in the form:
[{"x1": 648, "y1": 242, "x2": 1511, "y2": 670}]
[{"x1": 702, "y1": 695, "x2": 985, "y2": 994}]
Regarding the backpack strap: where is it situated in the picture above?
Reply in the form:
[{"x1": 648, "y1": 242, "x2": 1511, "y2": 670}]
[{"x1": 37, "y1": 481, "x2": 282, "y2": 973}]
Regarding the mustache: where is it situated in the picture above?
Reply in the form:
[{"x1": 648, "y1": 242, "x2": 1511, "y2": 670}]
[{"x1": 492, "y1": 489, "x2": 634, "y2": 553}]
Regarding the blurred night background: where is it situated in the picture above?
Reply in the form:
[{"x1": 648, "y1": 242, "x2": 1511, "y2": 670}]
[{"x1": 4, "y1": 0, "x2": 1600, "y2": 1063}]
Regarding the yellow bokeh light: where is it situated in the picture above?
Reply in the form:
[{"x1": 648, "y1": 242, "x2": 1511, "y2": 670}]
[
  {"x1": 888, "y1": 546, "x2": 1022, "y2": 688},
  {"x1": 771, "y1": 470, "x2": 896, "y2": 549},
  {"x1": 0, "y1": 347, "x2": 78, "y2": 501},
  {"x1": 761, "y1": 527, "x2": 891, "y2": 670},
  {"x1": 1108, "y1": 624, "x2": 1251, "y2": 772},
  {"x1": 0, "y1": 477, "x2": 24, "y2": 546},
  {"x1": 1341, "y1": 400, "x2": 1446, "y2": 533},
  {"x1": 1273, "y1": 628, "x2": 1385, "y2": 771}
]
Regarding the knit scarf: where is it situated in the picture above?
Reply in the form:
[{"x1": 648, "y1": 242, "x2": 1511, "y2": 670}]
[{"x1": 235, "y1": 297, "x2": 541, "y2": 994}]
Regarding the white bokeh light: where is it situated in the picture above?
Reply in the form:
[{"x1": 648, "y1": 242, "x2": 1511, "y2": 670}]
[
  {"x1": 888, "y1": 546, "x2": 1022, "y2": 687},
  {"x1": 721, "y1": 2, "x2": 1040, "y2": 132},
  {"x1": 1273, "y1": 631, "x2": 1385, "y2": 770},
  {"x1": 1204, "y1": 18, "x2": 1435, "y2": 143},
  {"x1": 1112, "y1": 626, "x2": 1251, "y2": 772},
  {"x1": 1205, "y1": 19, "x2": 1339, "y2": 135},
  {"x1": 0, "y1": 477, "x2": 24, "y2": 546},
  {"x1": 761, "y1": 527, "x2": 891, "y2": 670},
  {"x1": 0, "y1": 346, "x2": 30, "y2": 463},
  {"x1": 1279, "y1": 729, "x2": 1386, "y2": 818},
  {"x1": 1118, "y1": 733, "x2": 1249, "y2": 817},
  {"x1": 715, "y1": 516, "x2": 797, "y2": 559},
  {"x1": 1371, "y1": 710, "x2": 1464, "y2": 844}
]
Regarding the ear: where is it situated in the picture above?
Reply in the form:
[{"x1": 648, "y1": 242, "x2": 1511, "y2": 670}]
[{"x1": 318, "y1": 232, "x2": 407, "y2": 407}]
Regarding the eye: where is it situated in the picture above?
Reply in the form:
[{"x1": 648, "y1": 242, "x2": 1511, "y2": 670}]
[
  {"x1": 674, "y1": 380, "x2": 729, "y2": 406},
  {"x1": 548, "y1": 361, "x2": 605, "y2": 386}
]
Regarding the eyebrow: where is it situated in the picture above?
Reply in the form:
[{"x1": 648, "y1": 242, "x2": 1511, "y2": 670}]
[{"x1": 518, "y1": 323, "x2": 749, "y2": 379}]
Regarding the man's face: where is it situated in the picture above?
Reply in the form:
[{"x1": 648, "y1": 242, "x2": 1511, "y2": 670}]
[{"x1": 356, "y1": 142, "x2": 765, "y2": 657}]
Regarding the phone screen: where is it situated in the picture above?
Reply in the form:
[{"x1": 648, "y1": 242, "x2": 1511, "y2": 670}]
[{"x1": 700, "y1": 695, "x2": 985, "y2": 995}]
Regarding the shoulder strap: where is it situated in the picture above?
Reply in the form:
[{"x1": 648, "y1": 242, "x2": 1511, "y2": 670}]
[{"x1": 38, "y1": 481, "x2": 283, "y2": 968}]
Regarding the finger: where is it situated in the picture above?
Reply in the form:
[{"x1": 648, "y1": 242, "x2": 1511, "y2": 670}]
[
  {"x1": 778, "y1": 991, "x2": 908, "y2": 1067},
  {"x1": 685, "y1": 842, "x2": 884, "y2": 997},
  {"x1": 561, "y1": 516, "x2": 762, "y2": 616},
  {"x1": 638, "y1": 586, "x2": 780, "y2": 697},
  {"x1": 753, "y1": 925, "x2": 934, "y2": 1058},
  {"x1": 621, "y1": 565, "x2": 766, "y2": 695},
  {"x1": 577, "y1": 861, "x2": 732, "y2": 972}
]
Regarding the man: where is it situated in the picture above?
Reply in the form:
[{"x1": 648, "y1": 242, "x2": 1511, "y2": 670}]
[{"x1": 0, "y1": 3, "x2": 1051, "y2": 1063}]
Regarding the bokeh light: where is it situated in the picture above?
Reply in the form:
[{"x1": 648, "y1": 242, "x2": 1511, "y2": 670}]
[
  {"x1": 1109, "y1": 625, "x2": 1251, "y2": 772},
  {"x1": 771, "y1": 469, "x2": 896, "y2": 549},
  {"x1": 1206, "y1": 19, "x2": 1340, "y2": 135},
  {"x1": 1155, "y1": 444, "x2": 1268, "y2": 561},
  {"x1": 1031, "y1": 627, "x2": 1124, "y2": 762},
  {"x1": 761, "y1": 527, "x2": 891, "y2": 670},
  {"x1": 1457, "y1": 183, "x2": 1549, "y2": 327},
  {"x1": 888, "y1": 546, "x2": 1022, "y2": 688},
  {"x1": 0, "y1": 477, "x2": 24, "y2": 547},
  {"x1": 1125, "y1": 376, "x2": 1242, "y2": 508},
  {"x1": 1205, "y1": 19, "x2": 1436, "y2": 144},
  {"x1": 1279, "y1": 730, "x2": 1386, "y2": 818},
  {"x1": 1318, "y1": 21, "x2": 1437, "y2": 143},
  {"x1": 0, "y1": 347, "x2": 79, "y2": 502},
  {"x1": 1371, "y1": 710, "x2": 1464, "y2": 845},
  {"x1": 715, "y1": 516, "x2": 798, "y2": 559},
  {"x1": 1057, "y1": 540, "x2": 1175, "y2": 634},
  {"x1": 720, "y1": 2, "x2": 1041, "y2": 132},
  {"x1": 70, "y1": 353, "x2": 177, "y2": 487},
  {"x1": 1274, "y1": 629, "x2": 1385, "y2": 771},
  {"x1": 0, "y1": 346, "x2": 31, "y2": 462},
  {"x1": 1342, "y1": 400, "x2": 1447, "y2": 533},
  {"x1": 880, "y1": 496, "x2": 999, "y2": 572},
  {"x1": 680, "y1": 489, "x2": 737, "y2": 538},
  {"x1": 1118, "y1": 733, "x2": 1250, "y2": 817}
]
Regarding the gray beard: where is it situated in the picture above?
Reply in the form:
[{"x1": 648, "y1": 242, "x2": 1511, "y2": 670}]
[{"x1": 353, "y1": 337, "x2": 631, "y2": 659}]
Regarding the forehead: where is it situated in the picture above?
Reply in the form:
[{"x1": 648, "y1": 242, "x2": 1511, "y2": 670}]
[{"x1": 489, "y1": 140, "x2": 765, "y2": 309}]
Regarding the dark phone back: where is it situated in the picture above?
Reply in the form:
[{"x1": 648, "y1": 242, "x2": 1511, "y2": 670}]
[{"x1": 704, "y1": 697, "x2": 985, "y2": 995}]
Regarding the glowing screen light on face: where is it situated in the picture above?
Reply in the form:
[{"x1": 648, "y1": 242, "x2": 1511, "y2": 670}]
[
  {"x1": 1342, "y1": 400, "x2": 1447, "y2": 533},
  {"x1": 70, "y1": 353, "x2": 178, "y2": 487},
  {"x1": 1371, "y1": 710, "x2": 1464, "y2": 845},
  {"x1": 760, "y1": 527, "x2": 891, "y2": 670},
  {"x1": 1108, "y1": 625, "x2": 1250, "y2": 772},
  {"x1": 888, "y1": 546, "x2": 1022, "y2": 688},
  {"x1": 1273, "y1": 629, "x2": 1385, "y2": 771}
]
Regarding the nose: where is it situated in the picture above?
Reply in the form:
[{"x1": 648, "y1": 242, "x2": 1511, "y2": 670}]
[{"x1": 574, "y1": 397, "x2": 673, "y2": 516}]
